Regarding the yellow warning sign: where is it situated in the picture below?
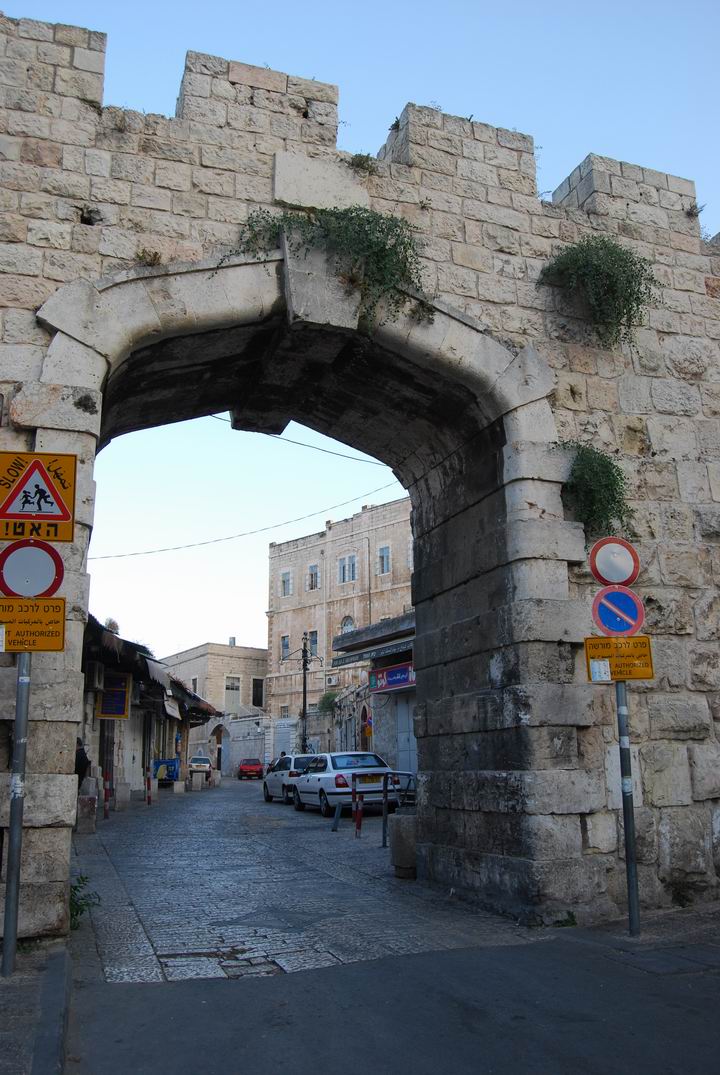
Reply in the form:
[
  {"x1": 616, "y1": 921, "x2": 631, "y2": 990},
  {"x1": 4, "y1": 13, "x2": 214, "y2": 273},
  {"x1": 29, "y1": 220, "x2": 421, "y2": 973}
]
[
  {"x1": 0, "y1": 452, "x2": 76, "y2": 542},
  {"x1": 0, "y1": 597, "x2": 65, "y2": 651},
  {"x1": 584, "y1": 635, "x2": 654, "y2": 683}
]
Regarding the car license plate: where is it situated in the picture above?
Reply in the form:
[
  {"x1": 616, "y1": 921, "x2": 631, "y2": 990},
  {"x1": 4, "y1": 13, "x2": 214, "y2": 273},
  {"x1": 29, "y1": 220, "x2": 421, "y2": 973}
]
[{"x1": 359, "y1": 774, "x2": 379, "y2": 784}]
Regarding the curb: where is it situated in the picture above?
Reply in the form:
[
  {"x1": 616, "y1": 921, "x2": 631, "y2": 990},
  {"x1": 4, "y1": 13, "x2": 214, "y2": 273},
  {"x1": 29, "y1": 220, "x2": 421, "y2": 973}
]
[{"x1": 30, "y1": 946, "x2": 72, "y2": 1075}]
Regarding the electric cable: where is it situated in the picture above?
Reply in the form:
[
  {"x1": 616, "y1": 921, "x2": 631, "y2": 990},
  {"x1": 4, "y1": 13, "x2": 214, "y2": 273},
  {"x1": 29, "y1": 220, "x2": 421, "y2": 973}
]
[
  {"x1": 209, "y1": 415, "x2": 386, "y2": 466},
  {"x1": 89, "y1": 481, "x2": 400, "y2": 561}
]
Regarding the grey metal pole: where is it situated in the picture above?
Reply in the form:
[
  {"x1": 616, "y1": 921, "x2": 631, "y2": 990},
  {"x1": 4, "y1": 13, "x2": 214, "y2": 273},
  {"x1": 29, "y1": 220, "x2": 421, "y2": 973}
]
[
  {"x1": 301, "y1": 632, "x2": 308, "y2": 753},
  {"x1": 615, "y1": 680, "x2": 641, "y2": 937},
  {"x1": 2, "y1": 651, "x2": 32, "y2": 977}
]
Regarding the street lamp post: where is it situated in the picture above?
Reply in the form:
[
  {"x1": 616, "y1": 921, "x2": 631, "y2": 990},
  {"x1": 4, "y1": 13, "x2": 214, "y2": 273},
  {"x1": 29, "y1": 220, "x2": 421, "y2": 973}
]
[{"x1": 281, "y1": 632, "x2": 322, "y2": 753}]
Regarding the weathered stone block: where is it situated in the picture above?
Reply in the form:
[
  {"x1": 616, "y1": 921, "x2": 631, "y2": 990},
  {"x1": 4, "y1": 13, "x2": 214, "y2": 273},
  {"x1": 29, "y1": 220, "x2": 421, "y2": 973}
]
[
  {"x1": 0, "y1": 825, "x2": 71, "y2": 882},
  {"x1": 640, "y1": 742, "x2": 692, "y2": 807},
  {"x1": 688, "y1": 742, "x2": 720, "y2": 800},
  {"x1": 0, "y1": 881, "x2": 69, "y2": 938},
  {"x1": 648, "y1": 693, "x2": 712, "y2": 740},
  {"x1": 581, "y1": 810, "x2": 617, "y2": 853},
  {"x1": 76, "y1": 794, "x2": 97, "y2": 833},
  {"x1": 0, "y1": 773, "x2": 77, "y2": 826},
  {"x1": 658, "y1": 805, "x2": 715, "y2": 890},
  {"x1": 274, "y1": 150, "x2": 369, "y2": 212}
]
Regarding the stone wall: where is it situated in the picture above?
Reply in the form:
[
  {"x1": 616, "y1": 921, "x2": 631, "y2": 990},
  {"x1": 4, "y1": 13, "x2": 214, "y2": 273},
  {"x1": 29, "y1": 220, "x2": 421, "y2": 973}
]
[{"x1": 0, "y1": 11, "x2": 717, "y2": 932}]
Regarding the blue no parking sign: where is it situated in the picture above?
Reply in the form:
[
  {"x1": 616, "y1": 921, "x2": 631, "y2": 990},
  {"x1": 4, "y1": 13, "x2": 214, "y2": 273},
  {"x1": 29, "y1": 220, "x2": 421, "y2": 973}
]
[{"x1": 592, "y1": 585, "x2": 645, "y2": 636}]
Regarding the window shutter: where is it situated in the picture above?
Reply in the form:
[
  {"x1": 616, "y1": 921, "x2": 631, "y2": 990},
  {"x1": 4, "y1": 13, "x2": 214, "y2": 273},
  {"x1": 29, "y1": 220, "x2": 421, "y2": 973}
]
[
  {"x1": 304, "y1": 573, "x2": 309, "y2": 592},
  {"x1": 289, "y1": 574, "x2": 294, "y2": 595}
]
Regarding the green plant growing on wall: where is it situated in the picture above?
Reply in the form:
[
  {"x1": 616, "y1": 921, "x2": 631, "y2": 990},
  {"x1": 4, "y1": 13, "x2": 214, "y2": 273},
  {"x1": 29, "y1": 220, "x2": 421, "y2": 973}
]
[
  {"x1": 347, "y1": 153, "x2": 379, "y2": 176},
  {"x1": 539, "y1": 235, "x2": 658, "y2": 347},
  {"x1": 70, "y1": 874, "x2": 100, "y2": 929},
  {"x1": 317, "y1": 690, "x2": 339, "y2": 714},
  {"x1": 559, "y1": 441, "x2": 633, "y2": 536},
  {"x1": 238, "y1": 205, "x2": 428, "y2": 325}
]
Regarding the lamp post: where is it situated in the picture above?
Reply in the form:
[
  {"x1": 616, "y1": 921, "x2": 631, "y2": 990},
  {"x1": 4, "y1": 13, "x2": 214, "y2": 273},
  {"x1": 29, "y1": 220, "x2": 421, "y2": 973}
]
[{"x1": 281, "y1": 632, "x2": 323, "y2": 753}]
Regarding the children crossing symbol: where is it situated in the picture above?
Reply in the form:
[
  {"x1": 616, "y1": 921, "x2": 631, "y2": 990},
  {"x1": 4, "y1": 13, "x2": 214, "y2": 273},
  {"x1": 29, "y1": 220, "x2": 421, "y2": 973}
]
[{"x1": 0, "y1": 453, "x2": 76, "y2": 542}]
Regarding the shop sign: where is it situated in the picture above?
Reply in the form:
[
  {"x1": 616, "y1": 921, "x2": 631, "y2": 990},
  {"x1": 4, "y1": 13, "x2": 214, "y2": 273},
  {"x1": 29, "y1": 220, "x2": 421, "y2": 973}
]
[
  {"x1": 369, "y1": 661, "x2": 415, "y2": 693},
  {"x1": 96, "y1": 671, "x2": 132, "y2": 719}
]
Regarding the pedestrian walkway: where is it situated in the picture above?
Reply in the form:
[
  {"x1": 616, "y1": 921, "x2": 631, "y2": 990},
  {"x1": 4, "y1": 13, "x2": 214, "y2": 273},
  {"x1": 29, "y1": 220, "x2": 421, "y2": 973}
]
[{"x1": 72, "y1": 779, "x2": 539, "y2": 983}]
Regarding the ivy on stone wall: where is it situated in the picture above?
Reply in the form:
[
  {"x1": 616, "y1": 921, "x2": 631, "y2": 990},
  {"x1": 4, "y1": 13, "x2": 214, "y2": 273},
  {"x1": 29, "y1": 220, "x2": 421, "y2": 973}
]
[
  {"x1": 539, "y1": 235, "x2": 658, "y2": 347},
  {"x1": 560, "y1": 440, "x2": 634, "y2": 536},
  {"x1": 237, "y1": 205, "x2": 428, "y2": 325}
]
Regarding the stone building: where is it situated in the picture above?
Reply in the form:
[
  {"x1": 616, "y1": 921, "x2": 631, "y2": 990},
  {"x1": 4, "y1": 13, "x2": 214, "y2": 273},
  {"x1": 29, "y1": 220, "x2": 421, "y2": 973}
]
[
  {"x1": 265, "y1": 499, "x2": 413, "y2": 731},
  {"x1": 161, "y1": 639, "x2": 268, "y2": 773},
  {"x1": 331, "y1": 611, "x2": 416, "y2": 771},
  {"x1": 0, "y1": 11, "x2": 718, "y2": 935},
  {"x1": 161, "y1": 640, "x2": 267, "y2": 713}
]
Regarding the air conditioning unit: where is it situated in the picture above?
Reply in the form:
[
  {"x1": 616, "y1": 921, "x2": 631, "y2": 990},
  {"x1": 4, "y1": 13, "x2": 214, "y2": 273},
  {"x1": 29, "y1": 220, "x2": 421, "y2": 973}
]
[
  {"x1": 326, "y1": 674, "x2": 339, "y2": 687},
  {"x1": 85, "y1": 661, "x2": 104, "y2": 691}
]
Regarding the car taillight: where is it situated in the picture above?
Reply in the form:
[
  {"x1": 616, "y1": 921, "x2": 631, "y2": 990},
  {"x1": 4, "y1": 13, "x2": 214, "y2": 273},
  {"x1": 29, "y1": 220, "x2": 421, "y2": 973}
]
[
  {"x1": 289, "y1": 770, "x2": 299, "y2": 777},
  {"x1": 391, "y1": 774, "x2": 401, "y2": 786},
  {"x1": 335, "y1": 775, "x2": 349, "y2": 788}
]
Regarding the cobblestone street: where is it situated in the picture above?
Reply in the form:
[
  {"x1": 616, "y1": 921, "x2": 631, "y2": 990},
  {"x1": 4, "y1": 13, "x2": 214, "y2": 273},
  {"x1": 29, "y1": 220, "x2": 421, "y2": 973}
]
[{"x1": 73, "y1": 779, "x2": 540, "y2": 984}]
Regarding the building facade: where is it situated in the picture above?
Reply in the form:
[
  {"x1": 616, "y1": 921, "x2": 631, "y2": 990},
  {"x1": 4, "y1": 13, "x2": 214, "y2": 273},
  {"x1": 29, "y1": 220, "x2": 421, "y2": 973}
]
[
  {"x1": 265, "y1": 499, "x2": 413, "y2": 730},
  {"x1": 162, "y1": 640, "x2": 268, "y2": 773},
  {"x1": 162, "y1": 640, "x2": 268, "y2": 715},
  {"x1": 332, "y1": 612, "x2": 417, "y2": 772}
]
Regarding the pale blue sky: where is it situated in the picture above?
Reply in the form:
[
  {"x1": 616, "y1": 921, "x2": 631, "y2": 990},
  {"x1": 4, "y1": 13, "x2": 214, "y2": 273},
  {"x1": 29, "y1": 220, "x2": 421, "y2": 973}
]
[{"x1": 7, "y1": 1, "x2": 717, "y2": 656}]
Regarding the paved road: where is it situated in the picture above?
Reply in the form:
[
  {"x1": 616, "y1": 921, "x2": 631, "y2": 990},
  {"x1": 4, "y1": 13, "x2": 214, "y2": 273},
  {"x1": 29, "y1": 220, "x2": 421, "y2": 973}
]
[
  {"x1": 65, "y1": 779, "x2": 720, "y2": 1074},
  {"x1": 71, "y1": 778, "x2": 537, "y2": 983}
]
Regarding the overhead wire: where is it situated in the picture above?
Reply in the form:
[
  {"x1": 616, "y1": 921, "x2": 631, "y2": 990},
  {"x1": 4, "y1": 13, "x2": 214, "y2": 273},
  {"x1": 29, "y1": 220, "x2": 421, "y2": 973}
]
[
  {"x1": 88, "y1": 481, "x2": 400, "y2": 561},
  {"x1": 208, "y1": 414, "x2": 387, "y2": 466}
]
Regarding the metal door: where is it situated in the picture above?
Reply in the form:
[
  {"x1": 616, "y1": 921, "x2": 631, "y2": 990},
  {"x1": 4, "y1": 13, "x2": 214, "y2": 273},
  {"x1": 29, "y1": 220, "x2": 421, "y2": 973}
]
[{"x1": 396, "y1": 694, "x2": 417, "y2": 773}]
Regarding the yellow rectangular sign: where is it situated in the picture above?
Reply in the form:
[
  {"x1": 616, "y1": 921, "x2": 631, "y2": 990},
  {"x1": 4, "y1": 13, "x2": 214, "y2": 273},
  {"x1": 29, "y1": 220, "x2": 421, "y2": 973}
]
[
  {"x1": 0, "y1": 597, "x2": 65, "y2": 651},
  {"x1": 0, "y1": 452, "x2": 77, "y2": 542},
  {"x1": 584, "y1": 635, "x2": 654, "y2": 682}
]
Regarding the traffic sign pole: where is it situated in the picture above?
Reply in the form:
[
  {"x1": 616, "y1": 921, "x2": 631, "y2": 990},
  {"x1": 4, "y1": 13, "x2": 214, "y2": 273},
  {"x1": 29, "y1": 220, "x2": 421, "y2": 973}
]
[
  {"x1": 1, "y1": 651, "x2": 31, "y2": 977},
  {"x1": 615, "y1": 680, "x2": 641, "y2": 936}
]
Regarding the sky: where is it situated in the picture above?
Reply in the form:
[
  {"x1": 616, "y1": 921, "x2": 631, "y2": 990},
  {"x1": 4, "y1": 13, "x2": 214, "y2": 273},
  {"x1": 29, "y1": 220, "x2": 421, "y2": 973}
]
[{"x1": 7, "y1": 0, "x2": 718, "y2": 657}]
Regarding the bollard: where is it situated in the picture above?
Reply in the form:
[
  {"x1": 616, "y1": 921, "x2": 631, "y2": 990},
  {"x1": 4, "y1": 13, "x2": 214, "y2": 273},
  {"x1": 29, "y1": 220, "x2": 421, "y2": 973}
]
[
  {"x1": 103, "y1": 771, "x2": 110, "y2": 820},
  {"x1": 355, "y1": 793, "x2": 364, "y2": 838},
  {"x1": 382, "y1": 773, "x2": 389, "y2": 848},
  {"x1": 146, "y1": 768, "x2": 152, "y2": 806},
  {"x1": 331, "y1": 801, "x2": 342, "y2": 831}
]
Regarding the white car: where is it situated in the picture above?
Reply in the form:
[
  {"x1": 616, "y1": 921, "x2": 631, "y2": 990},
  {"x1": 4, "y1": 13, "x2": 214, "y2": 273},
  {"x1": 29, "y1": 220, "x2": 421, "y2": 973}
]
[
  {"x1": 293, "y1": 752, "x2": 399, "y2": 817},
  {"x1": 263, "y1": 754, "x2": 314, "y2": 804}
]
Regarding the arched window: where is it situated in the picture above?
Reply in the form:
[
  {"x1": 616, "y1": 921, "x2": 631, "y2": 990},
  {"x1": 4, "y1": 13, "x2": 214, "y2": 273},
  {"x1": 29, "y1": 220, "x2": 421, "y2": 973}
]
[{"x1": 341, "y1": 616, "x2": 355, "y2": 634}]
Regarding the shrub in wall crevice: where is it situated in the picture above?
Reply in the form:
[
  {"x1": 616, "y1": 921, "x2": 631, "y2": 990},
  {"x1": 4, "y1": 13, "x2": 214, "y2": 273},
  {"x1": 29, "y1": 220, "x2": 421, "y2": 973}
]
[{"x1": 539, "y1": 235, "x2": 659, "y2": 347}]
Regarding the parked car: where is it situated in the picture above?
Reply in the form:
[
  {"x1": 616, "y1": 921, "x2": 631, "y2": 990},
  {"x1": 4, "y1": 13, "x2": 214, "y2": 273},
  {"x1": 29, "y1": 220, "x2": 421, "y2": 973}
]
[
  {"x1": 293, "y1": 752, "x2": 400, "y2": 817},
  {"x1": 188, "y1": 755, "x2": 212, "y2": 781},
  {"x1": 263, "y1": 754, "x2": 314, "y2": 804},
  {"x1": 237, "y1": 758, "x2": 264, "y2": 780}
]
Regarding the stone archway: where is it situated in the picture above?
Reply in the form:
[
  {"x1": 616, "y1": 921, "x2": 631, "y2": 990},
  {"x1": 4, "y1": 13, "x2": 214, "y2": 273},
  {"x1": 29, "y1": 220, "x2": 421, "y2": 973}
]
[
  {"x1": 9, "y1": 244, "x2": 600, "y2": 925},
  {"x1": 1, "y1": 227, "x2": 611, "y2": 933}
]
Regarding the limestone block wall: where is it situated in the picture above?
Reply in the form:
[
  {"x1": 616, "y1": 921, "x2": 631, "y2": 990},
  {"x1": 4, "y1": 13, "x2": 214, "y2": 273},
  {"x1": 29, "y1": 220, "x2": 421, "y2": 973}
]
[{"x1": 0, "y1": 10, "x2": 717, "y2": 931}]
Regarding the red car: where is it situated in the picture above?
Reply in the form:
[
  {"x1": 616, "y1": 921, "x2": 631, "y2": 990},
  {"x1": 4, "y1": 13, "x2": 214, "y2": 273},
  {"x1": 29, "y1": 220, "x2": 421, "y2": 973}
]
[{"x1": 237, "y1": 758, "x2": 264, "y2": 780}]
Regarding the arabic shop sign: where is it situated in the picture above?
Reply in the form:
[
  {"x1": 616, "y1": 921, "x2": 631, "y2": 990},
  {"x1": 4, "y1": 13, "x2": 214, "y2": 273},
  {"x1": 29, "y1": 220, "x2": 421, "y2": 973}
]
[{"x1": 368, "y1": 661, "x2": 415, "y2": 693}]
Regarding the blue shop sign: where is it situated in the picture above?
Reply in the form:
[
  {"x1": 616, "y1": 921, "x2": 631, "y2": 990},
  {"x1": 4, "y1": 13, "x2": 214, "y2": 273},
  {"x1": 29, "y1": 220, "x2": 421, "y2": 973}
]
[{"x1": 369, "y1": 662, "x2": 415, "y2": 693}]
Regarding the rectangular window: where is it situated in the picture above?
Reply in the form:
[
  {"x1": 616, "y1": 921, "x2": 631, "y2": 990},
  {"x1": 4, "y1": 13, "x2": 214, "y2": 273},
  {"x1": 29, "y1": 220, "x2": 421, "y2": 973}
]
[
  {"x1": 252, "y1": 677, "x2": 264, "y2": 707},
  {"x1": 378, "y1": 545, "x2": 391, "y2": 575},
  {"x1": 224, "y1": 675, "x2": 241, "y2": 714},
  {"x1": 191, "y1": 676, "x2": 198, "y2": 693},
  {"x1": 308, "y1": 564, "x2": 320, "y2": 591},
  {"x1": 338, "y1": 554, "x2": 357, "y2": 584},
  {"x1": 308, "y1": 630, "x2": 318, "y2": 657},
  {"x1": 280, "y1": 570, "x2": 293, "y2": 597},
  {"x1": 280, "y1": 705, "x2": 289, "y2": 718},
  {"x1": 307, "y1": 702, "x2": 318, "y2": 715},
  {"x1": 281, "y1": 635, "x2": 290, "y2": 660}
]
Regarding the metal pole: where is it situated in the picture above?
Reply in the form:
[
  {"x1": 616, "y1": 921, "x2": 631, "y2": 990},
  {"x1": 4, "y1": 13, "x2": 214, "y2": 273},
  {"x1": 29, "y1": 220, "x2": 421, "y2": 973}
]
[
  {"x1": 382, "y1": 773, "x2": 389, "y2": 848},
  {"x1": 616, "y1": 680, "x2": 641, "y2": 936},
  {"x1": 301, "y1": 632, "x2": 308, "y2": 753},
  {"x1": 2, "y1": 651, "x2": 32, "y2": 977}
]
